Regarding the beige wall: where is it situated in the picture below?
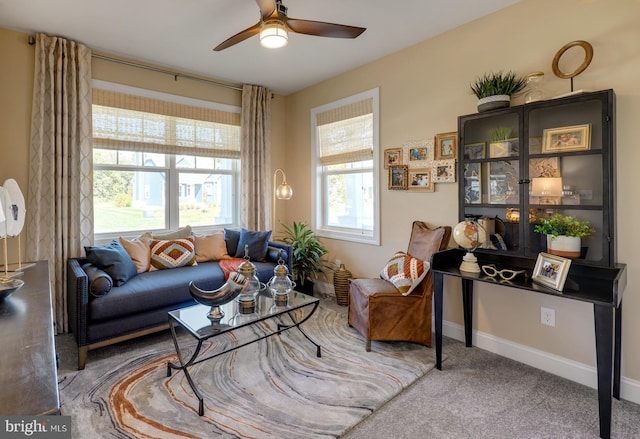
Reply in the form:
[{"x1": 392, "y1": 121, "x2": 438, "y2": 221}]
[
  {"x1": 283, "y1": 0, "x2": 640, "y2": 387},
  {"x1": 1, "y1": 0, "x2": 638, "y2": 394}
]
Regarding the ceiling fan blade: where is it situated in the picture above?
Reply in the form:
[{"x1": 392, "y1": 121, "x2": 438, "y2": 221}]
[
  {"x1": 256, "y1": 0, "x2": 277, "y2": 20},
  {"x1": 286, "y1": 18, "x2": 366, "y2": 39},
  {"x1": 213, "y1": 22, "x2": 261, "y2": 51}
]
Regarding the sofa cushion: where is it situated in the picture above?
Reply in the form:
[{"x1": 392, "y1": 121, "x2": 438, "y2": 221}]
[
  {"x1": 119, "y1": 237, "x2": 150, "y2": 273},
  {"x1": 149, "y1": 237, "x2": 197, "y2": 270},
  {"x1": 89, "y1": 262, "x2": 225, "y2": 321},
  {"x1": 85, "y1": 240, "x2": 138, "y2": 287},
  {"x1": 380, "y1": 251, "x2": 429, "y2": 295},
  {"x1": 234, "y1": 229, "x2": 272, "y2": 262},
  {"x1": 195, "y1": 232, "x2": 230, "y2": 262}
]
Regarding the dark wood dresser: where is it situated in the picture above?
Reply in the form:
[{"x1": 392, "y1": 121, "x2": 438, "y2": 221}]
[{"x1": 0, "y1": 261, "x2": 60, "y2": 415}]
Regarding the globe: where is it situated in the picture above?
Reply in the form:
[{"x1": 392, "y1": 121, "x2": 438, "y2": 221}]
[
  {"x1": 453, "y1": 220, "x2": 486, "y2": 251},
  {"x1": 452, "y1": 220, "x2": 486, "y2": 273}
]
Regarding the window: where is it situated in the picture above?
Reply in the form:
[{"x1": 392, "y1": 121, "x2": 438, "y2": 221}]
[
  {"x1": 311, "y1": 88, "x2": 380, "y2": 244},
  {"x1": 91, "y1": 82, "x2": 241, "y2": 241}
]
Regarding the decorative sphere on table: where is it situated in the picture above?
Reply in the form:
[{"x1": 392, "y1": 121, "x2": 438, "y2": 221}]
[{"x1": 453, "y1": 220, "x2": 486, "y2": 273}]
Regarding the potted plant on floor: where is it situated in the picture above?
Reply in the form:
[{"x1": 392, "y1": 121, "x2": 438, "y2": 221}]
[
  {"x1": 470, "y1": 71, "x2": 527, "y2": 112},
  {"x1": 279, "y1": 221, "x2": 329, "y2": 296},
  {"x1": 534, "y1": 213, "x2": 595, "y2": 258}
]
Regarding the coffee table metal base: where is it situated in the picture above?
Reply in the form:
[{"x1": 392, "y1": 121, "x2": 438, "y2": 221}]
[{"x1": 167, "y1": 297, "x2": 321, "y2": 416}]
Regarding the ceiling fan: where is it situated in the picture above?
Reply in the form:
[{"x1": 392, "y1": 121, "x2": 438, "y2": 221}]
[{"x1": 213, "y1": 0, "x2": 366, "y2": 51}]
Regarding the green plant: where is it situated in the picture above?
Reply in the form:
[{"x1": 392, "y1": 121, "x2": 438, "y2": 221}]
[
  {"x1": 489, "y1": 127, "x2": 513, "y2": 142},
  {"x1": 278, "y1": 221, "x2": 329, "y2": 286},
  {"x1": 470, "y1": 71, "x2": 527, "y2": 99},
  {"x1": 534, "y1": 214, "x2": 595, "y2": 238}
]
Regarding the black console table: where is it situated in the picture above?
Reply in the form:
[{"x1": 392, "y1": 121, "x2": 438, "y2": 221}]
[
  {"x1": 0, "y1": 261, "x2": 59, "y2": 415},
  {"x1": 431, "y1": 249, "x2": 626, "y2": 439}
]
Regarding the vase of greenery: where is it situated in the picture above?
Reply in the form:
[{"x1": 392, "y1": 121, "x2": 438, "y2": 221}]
[
  {"x1": 534, "y1": 214, "x2": 595, "y2": 258},
  {"x1": 470, "y1": 71, "x2": 527, "y2": 112},
  {"x1": 278, "y1": 221, "x2": 329, "y2": 296}
]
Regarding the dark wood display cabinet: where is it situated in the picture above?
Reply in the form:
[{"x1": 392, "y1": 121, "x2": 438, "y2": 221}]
[
  {"x1": 432, "y1": 90, "x2": 625, "y2": 439},
  {"x1": 457, "y1": 89, "x2": 615, "y2": 267}
]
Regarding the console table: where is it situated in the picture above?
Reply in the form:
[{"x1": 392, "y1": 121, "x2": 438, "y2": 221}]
[
  {"x1": 431, "y1": 249, "x2": 626, "y2": 439},
  {"x1": 0, "y1": 261, "x2": 60, "y2": 415}
]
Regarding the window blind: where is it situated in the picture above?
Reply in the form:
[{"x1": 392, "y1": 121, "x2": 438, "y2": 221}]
[
  {"x1": 316, "y1": 98, "x2": 373, "y2": 166},
  {"x1": 92, "y1": 89, "x2": 241, "y2": 158}
]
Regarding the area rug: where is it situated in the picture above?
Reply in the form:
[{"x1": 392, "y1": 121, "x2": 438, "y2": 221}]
[{"x1": 59, "y1": 302, "x2": 437, "y2": 438}]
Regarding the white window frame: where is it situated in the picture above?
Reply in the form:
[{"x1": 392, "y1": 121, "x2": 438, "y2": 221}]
[
  {"x1": 311, "y1": 88, "x2": 380, "y2": 245},
  {"x1": 91, "y1": 80, "x2": 241, "y2": 243}
]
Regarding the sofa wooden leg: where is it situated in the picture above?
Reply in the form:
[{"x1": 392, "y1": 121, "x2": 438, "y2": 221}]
[
  {"x1": 366, "y1": 339, "x2": 371, "y2": 352},
  {"x1": 78, "y1": 346, "x2": 88, "y2": 370}
]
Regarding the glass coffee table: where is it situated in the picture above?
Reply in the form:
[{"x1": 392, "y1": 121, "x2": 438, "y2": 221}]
[{"x1": 167, "y1": 291, "x2": 321, "y2": 415}]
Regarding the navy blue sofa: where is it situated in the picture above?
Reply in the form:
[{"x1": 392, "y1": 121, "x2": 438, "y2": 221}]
[{"x1": 67, "y1": 241, "x2": 292, "y2": 369}]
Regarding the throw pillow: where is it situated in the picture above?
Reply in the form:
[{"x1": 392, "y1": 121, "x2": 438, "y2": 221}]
[
  {"x1": 139, "y1": 225, "x2": 193, "y2": 245},
  {"x1": 224, "y1": 228, "x2": 241, "y2": 256},
  {"x1": 85, "y1": 240, "x2": 138, "y2": 287},
  {"x1": 82, "y1": 263, "x2": 113, "y2": 298},
  {"x1": 380, "y1": 251, "x2": 430, "y2": 296},
  {"x1": 149, "y1": 237, "x2": 197, "y2": 270},
  {"x1": 119, "y1": 237, "x2": 151, "y2": 273},
  {"x1": 234, "y1": 229, "x2": 272, "y2": 262},
  {"x1": 194, "y1": 232, "x2": 230, "y2": 262}
]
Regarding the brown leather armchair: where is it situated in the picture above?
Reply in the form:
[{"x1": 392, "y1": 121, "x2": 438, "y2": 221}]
[{"x1": 347, "y1": 221, "x2": 451, "y2": 351}]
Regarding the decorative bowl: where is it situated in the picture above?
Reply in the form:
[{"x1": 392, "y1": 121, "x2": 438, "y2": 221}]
[{"x1": 0, "y1": 278, "x2": 24, "y2": 300}]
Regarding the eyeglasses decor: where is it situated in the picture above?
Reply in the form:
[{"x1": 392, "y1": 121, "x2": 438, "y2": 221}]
[{"x1": 481, "y1": 264, "x2": 528, "y2": 281}]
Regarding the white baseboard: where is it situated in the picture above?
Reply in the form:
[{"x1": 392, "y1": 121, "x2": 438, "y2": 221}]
[{"x1": 441, "y1": 319, "x2": 640, "y2": 405}]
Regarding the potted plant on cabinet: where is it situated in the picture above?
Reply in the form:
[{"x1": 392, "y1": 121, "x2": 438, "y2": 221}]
[
  {"x1": 470, "y1": 71, "x2": 527, "y2": 112},
  {"x1": 534, "y1": 213, "x2": 595, "y2": 258},
  {"x1": 278, "y1": 221, "x2": 329, "y2": 296}
]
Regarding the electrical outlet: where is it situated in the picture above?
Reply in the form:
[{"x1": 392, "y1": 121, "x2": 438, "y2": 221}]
[{"x1": 541, "y1": 307, "x2": 555, "y2": 327}]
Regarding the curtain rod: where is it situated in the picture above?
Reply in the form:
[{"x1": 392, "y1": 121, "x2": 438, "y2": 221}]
[{"x1": 28, "y1": 35, "x2": 243, "y2": 92}]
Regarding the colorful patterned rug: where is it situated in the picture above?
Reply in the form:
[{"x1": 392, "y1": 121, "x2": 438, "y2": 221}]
[{"x1": 59, "y1": 302, "x2": 436, "y2": 438}]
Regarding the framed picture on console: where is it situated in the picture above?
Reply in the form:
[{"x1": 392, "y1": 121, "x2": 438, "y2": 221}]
[{"x1": 532, "y1": 252, "x2": 571, "y2": 291}]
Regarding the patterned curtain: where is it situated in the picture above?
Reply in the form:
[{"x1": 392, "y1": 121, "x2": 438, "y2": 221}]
[
  {"x1": 240, "y1": 84, "x2": 272, "y2": 230},
  {"x1": 26, "y1": 33, "x2": 93, "y2": 334}
]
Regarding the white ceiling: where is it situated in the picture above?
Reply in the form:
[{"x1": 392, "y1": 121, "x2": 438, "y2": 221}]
[{"x1": 0, "y1": 0, "x2": 520, "y2": 95}]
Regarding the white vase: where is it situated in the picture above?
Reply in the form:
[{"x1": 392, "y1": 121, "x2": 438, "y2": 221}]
[
  {"x1": 477, "y1": 94, "x2": 510, "y2": 112},
  {"x1": 547, "y1": 235, "x2": 581, "y2": 258}
]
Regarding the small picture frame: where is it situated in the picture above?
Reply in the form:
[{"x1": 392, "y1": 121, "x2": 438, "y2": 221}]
[
  {"x1": 463, "y1": 142, "x2": 485, "y2": 160},
  {"x1": 383, "y1": 148, "x2": 403, "y2": 169},
  {"x1": 434, "y1": 132, "x2": 457, "y2": 160},
  {"x1": 431, "y1": 159, "x2": 456, "y2": 183},
  {"x1": 463, "y1": 162, "x2": 481, "y2": 204},
  {"x1": 389, "y1": 165, "x2": 408, "y2": 190},
  {"x1": 404, "y1": 140, "x2": 433, "y2": 168},
  {"x1": 408, "y1": 168, "x2": 434, "y2": 192},
  {"x1": 532, "y1": 252, "x2": 571, "y2": 291},
  {"x1": 542, "y1": 124, "x2": 591, "y2": 153}
]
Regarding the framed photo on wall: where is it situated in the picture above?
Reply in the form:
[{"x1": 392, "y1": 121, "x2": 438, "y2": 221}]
[
  {"x1": 388, "y1": 165, "x2": 408, "y2": 190},
  {"x1": 532, "y1": 252, "x2": 571, "y2": 291},
  {"x1": 431, "y1": 159, "x2": 456, "y2": 183},
  {"x1": 434, "y1": 132, "x2": 457, "y2": 160},
  {"x1": 403, "y1": 139, "x2": 433, "y2": 168},
  {"x1": 383, "y1": 148, "x2": 403, "y2": 169},
  {"x1": 408, "y1": 168, "x2": 434, "y2": 192}
]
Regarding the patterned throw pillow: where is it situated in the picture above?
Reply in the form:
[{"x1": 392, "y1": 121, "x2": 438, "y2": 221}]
[
  {"x1": 149, "y1": 237, "x2": 197, "y2": 270},
  {"x1": 380, "y1": 251, "x2": 430, "y2": 295}
]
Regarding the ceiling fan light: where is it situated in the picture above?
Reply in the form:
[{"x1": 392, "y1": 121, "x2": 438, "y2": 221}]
[{"x1": 260, "y1": 20, "x2": 288, "y2": 49}]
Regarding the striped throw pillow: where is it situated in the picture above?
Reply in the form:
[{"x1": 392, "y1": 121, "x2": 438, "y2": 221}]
[{"x1": 380, "y1": 251, "x2": 429, "y2": 295}]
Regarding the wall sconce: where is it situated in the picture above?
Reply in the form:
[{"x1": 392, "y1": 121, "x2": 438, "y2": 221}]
[
  {"x1": 531, "y1": 177, "x2": 563, "y2": 205},
  {"x1": 260, "y1": 20, "x2": 288, "y2": 49},
  {"x1": 273, "y1": 168, "x2": 293, "y2": 229}
]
